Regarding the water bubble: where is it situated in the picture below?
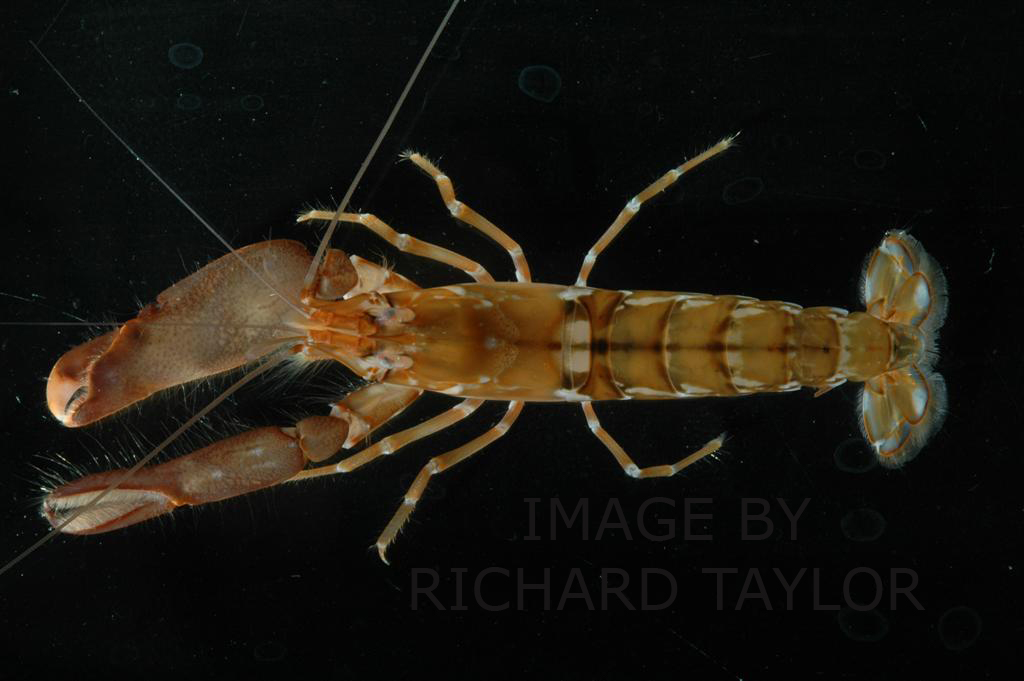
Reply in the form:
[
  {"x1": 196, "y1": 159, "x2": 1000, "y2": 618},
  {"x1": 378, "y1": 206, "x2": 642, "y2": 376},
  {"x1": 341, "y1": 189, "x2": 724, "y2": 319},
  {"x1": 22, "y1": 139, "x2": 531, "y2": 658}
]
[
  {"x1": 168, "y1": 43, "x2": 203, "y2": 70},
  {"x1": 840, "y1": 508, "x2": 887, "y2": 542},
  {"x1": 722, "y1": 176, "x2": 764, "y2": 205},
  {"x1": 838, "y1": 607, "x2": 889, "y2": 642},
  {"x1": 833, "y1": 437, "x2": 878, "y2": 473},
  {"x1": 853, "y1": 148, "x2": 886, "y2": 171},
  {"x1": 938, "y1": 606, "x2": 982, "y2": 651},
  {"x1": 175, "y1": 93, "x2": 202, "y2": 111},
  {"x1": 241, "y1": 94, "x2": 265, "y2": 112},
  {"x1": 518, "y1": 65, "x2": 562, "y2": 103}
]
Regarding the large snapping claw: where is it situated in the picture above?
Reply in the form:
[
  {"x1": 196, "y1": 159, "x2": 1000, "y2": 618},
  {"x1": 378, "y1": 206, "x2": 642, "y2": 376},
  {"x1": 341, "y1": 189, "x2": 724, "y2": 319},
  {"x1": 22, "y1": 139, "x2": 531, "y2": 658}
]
[{"x1": 46, "y1": 240, "x2": 315, "y2": 427}]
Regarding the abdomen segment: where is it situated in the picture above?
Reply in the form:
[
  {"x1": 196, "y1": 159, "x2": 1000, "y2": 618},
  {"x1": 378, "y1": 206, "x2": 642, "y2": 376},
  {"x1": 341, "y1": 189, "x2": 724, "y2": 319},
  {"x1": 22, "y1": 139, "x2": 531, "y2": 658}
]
[{"x1": 577, "y1": 290, "x2": 897, "y2": 400}]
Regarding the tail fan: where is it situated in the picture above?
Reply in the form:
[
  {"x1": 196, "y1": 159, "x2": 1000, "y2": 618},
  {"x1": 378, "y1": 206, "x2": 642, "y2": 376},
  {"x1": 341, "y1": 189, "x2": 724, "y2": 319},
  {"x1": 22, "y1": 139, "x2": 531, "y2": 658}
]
[{"x1": 859, "y1": 231, "x2": 948, "y2": 467}]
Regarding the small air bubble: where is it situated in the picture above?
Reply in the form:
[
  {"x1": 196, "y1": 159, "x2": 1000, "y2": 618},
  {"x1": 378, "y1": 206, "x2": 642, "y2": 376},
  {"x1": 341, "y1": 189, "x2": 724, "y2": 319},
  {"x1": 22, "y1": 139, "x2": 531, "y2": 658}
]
[
  {"x1": 833, "y1": 437, "x2": 878, "y2": 473},
  {"x1": 938, "y1": 606, "x2": 982, "y2": 651},
  {"x1": 518, "y1": 65, "x2": 562, "y2": 103},
  {"x1": 168, "y1": 43, "x2": 203, "y2": 70},
  {"x1": 840, "y1": 508, "x2": 887, "y2": 542},
  {"x1": 722, "y1": 176, "x2": 764, "y2": 205},
  {"x1": 241, "y1": 94, "x2": 264, "y2": 112}
]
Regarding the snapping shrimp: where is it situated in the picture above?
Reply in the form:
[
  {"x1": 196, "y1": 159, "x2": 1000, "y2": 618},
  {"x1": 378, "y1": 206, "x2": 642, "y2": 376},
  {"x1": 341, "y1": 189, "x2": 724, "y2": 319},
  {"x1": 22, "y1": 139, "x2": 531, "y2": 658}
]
[{"x1": 41, "y1": 134, "x2": 948, "y2": 563}]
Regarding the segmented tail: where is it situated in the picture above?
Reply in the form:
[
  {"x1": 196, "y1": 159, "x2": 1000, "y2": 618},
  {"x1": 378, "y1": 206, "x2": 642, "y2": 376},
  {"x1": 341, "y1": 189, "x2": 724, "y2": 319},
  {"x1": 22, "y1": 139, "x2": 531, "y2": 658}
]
[{"x1": 859, "y1": 231, "x2": 949, "y2": 467}]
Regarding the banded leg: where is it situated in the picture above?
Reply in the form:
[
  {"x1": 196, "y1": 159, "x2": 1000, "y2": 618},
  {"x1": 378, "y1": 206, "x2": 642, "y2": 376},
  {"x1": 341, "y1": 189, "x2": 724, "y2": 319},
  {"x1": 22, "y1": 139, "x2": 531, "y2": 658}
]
[
  {"x1": 581, "y1": 402, "x2": 724, "y2": 479},
  {"x1": 297, "y1": 210, "x2": 494, "y2": 283},
  {"x1": 402, "y1": 151, "x2": 532, "y2": 282},
  {"x1": 376, "y1": 400, "x2": 524, "y2": 563},
  {"x1": 575, "y1": 134, "x2": 738, "y2": 286},
  {"x1": 289, "y1": 398, "x2": 485, "y2": 480}
]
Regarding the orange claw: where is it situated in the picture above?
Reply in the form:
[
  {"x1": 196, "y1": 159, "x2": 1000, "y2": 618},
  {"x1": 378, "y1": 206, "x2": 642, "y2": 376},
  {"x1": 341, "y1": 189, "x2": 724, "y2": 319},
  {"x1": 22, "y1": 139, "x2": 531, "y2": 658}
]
[
  {"x1": 41, "y1": 386, "x2": 391, "y2": 534},
  {"x1": 46, "y1": 329, "x2": 119, "y2": 426},
  {"x1": 43, "y1": 427, "x2": 308, "y2": 534},
  {"x1": 46, "y1": 240, "x2": 317, "y2": 427}
]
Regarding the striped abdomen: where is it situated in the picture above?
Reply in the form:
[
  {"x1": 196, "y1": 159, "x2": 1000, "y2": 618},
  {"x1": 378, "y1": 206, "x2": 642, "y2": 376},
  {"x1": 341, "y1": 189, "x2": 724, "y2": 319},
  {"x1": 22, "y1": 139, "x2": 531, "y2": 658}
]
[
  {"x1": 383, "y1": 231, "x2": 945, "y2": 468},
  {"x1": 565, "y1": 289, "x2": 898, "y2": 401},
  {"x1": 385, "y1": 284, "x2": 898, "y2": 402}
]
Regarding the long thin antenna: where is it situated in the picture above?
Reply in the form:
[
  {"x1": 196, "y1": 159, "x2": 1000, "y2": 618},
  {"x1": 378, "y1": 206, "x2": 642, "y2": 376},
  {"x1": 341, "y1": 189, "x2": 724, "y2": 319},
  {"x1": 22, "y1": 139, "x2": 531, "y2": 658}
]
[
  {"x1": 0, "y1": 352, "x2": 286, "y2": 577},
  {"x1": 8, "y1": 0, "x2": 463, "y2": 576},
  {"x1": 28, "y1": 41, "x2": 308, "y2": 320},
  {"x1": 302, "y1": 0, "x2": 462, "y2": 290}
]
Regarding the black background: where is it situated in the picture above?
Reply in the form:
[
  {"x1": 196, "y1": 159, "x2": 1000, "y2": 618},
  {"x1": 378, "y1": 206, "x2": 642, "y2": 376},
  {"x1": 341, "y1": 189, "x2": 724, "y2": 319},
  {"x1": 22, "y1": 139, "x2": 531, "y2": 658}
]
[{"x1": 1, "y1": 1, "x2": 1021, "y2": 678}]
